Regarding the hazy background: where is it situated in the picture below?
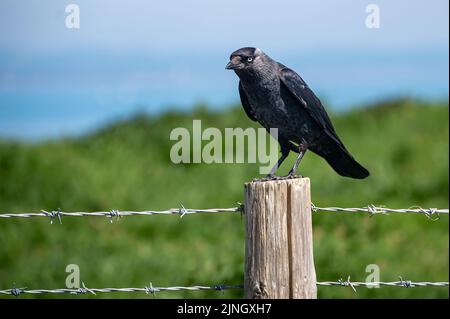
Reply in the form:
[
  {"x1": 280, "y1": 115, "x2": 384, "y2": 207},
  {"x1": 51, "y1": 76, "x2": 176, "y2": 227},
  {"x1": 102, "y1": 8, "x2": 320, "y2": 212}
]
[
  {"x1": 0, "y1": 1, "x2": 448, "y2": 299},
  {"x1": 0, "y1": 0, "x2": 448, "y2": 139}
]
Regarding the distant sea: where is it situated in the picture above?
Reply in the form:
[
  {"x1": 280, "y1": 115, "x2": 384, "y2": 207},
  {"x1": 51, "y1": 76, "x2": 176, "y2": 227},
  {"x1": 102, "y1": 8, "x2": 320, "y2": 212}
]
[{"x1": 0, "y1": 48, "x2": 448, "y2": 140}]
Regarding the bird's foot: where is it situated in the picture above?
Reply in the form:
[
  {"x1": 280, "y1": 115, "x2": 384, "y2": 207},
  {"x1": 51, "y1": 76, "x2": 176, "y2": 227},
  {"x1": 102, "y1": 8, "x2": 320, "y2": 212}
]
[
  {"x1": 284, "y1": 168, "x2": 303, "y2": 179},
  {"x1": 253, "y1": 174, "x2": 283, "y2": 182},
  {"x1": 284, "y1": 172, "x2": 303, "y2": 179},
  {"x1": 253, "y1": 173, "x2": 303, "y2": 182}
]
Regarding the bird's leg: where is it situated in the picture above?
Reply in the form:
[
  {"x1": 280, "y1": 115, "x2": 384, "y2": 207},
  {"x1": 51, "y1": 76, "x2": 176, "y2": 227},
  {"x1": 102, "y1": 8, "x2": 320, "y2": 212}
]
[
  {"x1": 257, "y1": 143, "x2": 290, "y2": 181},
  {"x1": 286, "y1": 140, "x2": 308, "y2": 178},
  {"x1": 265, "y1": 148, "x2": 289, "y2": 179}
]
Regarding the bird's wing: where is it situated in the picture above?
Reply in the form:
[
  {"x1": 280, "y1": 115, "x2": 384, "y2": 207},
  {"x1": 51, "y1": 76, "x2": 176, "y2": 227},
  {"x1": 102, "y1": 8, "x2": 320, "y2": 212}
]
[
  {"x1": 238, "y1": 81, "x2": 258, "y2": 122},
  {"x1": 279, "y1": 67, "x2": 343, "y2": 146}
]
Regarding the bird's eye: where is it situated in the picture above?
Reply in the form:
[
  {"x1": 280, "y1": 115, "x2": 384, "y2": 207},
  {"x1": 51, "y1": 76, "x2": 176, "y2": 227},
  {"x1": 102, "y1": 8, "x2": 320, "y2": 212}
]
[{"x1": 246, "y1": 57, "x2": 253, "y2": 63}]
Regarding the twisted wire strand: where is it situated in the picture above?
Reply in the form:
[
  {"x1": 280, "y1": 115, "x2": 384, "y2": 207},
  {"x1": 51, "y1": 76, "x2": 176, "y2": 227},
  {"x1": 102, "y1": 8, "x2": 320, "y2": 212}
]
[
  {"x1": 0, "y1": 207, "x2": 241, "y2": 222},
  {"x1": 317, "y1": 280, "x2": 449, "y2": 288},
  {"x1": 2, "y1": 280, "x2": 448, "y2": 296},
  {"x1": 0, "y1": 283, "x2": 244, "y2": 296},
  {"x1": 0, "y1": 205, "x2": 448, "y2": 221},
  {"x1": 311, "y1": 204, "x2": 448, "y2": 220}
]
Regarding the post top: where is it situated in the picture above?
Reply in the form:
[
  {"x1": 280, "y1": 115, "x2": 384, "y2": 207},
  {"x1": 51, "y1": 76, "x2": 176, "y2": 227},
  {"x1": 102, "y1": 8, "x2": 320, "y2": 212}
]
[{"x1": 245, "y1": 176, "x2": 310, "y2": 187}]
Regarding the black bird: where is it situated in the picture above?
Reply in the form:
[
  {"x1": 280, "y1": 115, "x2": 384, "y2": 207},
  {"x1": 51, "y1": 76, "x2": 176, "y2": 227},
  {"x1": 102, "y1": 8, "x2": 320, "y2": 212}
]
[{"x1": 226, "y1": 47, "x2": 369, "y2": 179}]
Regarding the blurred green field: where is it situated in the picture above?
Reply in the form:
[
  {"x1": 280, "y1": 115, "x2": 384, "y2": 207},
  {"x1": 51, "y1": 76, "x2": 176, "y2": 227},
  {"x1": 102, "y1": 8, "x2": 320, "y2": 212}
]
[{"x1": 0, "y1": 98, "x2": 448, "y2": 299}]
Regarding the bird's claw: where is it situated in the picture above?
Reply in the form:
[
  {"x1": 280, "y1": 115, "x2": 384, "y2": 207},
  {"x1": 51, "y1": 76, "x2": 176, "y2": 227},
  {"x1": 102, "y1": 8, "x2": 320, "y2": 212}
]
[
  {"x1": 253, "y1": 174, "x2": 277, "y2": 182},
  {"x1": 286, "y1": 170, "x2": 302, "y2": 179},
  {"x1": 253, "y1": 173, "x2": 303, "y2": 183},
  {"x1": 284, "y1": 172, "x2": 303, "y2": 179}
]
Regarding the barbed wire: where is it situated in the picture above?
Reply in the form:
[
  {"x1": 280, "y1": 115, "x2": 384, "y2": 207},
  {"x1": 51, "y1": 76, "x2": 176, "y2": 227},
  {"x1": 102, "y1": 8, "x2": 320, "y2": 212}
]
[
  {"x1": 317, "y1": 276, "x2": 449, "y2": 293},
  {"x1": 2, "y1": 277, "x2": 448, "y2": 296},
  {"x1": 311, "y1": 204, "x2": 448, "y2": 220},
  {"x1": 0, "y1": 283, "x2": 243, "y2": 296},
  {"x1": 0, "y1": 204, "x2": 448, "y2": 222},
  {"x1": 0, "y1": 206, "x2": 242, "y2": 223}
]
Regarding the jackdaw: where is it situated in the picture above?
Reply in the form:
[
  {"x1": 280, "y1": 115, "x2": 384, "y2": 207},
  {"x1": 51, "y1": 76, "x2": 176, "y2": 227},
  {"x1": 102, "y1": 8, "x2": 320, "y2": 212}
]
[{"x1": 226, "y1": 47, "x2": 369, "y2": 179}]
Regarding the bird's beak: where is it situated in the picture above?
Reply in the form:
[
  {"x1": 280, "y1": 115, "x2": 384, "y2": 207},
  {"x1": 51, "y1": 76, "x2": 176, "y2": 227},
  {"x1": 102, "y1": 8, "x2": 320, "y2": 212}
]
[{"x1": 225, "y1": 56, "x2": 244, "y2": 70}]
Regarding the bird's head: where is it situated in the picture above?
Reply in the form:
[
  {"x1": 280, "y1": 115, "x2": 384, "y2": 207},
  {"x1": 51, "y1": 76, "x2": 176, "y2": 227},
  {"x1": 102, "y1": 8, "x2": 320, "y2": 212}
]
[{"x1": 225, "y1": 47, "x2": 265, "y2": 73}]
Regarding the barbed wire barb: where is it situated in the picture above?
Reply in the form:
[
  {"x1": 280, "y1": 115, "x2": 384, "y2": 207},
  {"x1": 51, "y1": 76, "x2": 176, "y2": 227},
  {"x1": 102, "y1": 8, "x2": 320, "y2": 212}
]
[
  {"x1": 10, "y1": 283, "x2": 26, "y2": 297},
  {"x1": 145, "y1": 282, "x2": 159, "y2": 297},
  {"x1": 417, "y1": 207, "x2": 441, "y2": 221},
  {"x1": 41, "y1": 209, "x2": 62, "y2": 224},
  {"x1": 398, "y1": 276, "x2": 412, "y2": 288},
  {"x1": 107, "y1": 210, "x2": 121, "y2": 223},
  {"x1": 81, "y1": 282, "x2": 96, "y2": 295},
  {"x1": 338, "y1": 276, "x2": 357, "y2": 293},
  {"x1": 179, "y1": 204, "x2": 187, "y2": 218}
]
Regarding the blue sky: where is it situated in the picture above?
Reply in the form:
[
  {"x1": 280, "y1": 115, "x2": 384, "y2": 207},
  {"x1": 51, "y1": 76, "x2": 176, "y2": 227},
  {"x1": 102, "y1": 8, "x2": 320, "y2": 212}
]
[{"x1": 0, "y1": 0, "x2": 448, "y2": 139}]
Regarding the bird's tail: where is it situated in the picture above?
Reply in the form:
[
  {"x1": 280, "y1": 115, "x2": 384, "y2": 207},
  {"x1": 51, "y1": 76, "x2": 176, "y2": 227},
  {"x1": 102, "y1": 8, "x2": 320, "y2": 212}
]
[{"x1": 324, "y1": 147, "x2": 370, "y2": 179}]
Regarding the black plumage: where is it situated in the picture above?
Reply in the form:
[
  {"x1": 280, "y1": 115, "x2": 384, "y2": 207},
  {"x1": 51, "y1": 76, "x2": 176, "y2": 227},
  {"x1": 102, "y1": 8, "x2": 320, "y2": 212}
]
[{"x1": 226, "y1": 47, "x2": 369, "y2": 179}]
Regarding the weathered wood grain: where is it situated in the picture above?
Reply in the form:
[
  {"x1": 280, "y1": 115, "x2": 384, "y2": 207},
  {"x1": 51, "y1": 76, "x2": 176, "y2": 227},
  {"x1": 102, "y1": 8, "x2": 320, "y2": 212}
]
[{"x1": 244, "y1": 178, "x2": 317, "y2": 299}]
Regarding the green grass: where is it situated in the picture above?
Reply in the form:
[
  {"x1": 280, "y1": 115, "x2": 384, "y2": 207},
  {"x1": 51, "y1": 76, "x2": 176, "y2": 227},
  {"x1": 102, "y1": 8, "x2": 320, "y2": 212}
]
[{"x1": 0, "y1": 98, "x2": 448, "y2": 298}]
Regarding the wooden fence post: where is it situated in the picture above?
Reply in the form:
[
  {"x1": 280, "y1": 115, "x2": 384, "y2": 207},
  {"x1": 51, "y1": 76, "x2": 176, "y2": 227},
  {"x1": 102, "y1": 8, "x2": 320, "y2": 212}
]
[{"x1": 244, "y1": 177, "x2": 317, "y2": 299}]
